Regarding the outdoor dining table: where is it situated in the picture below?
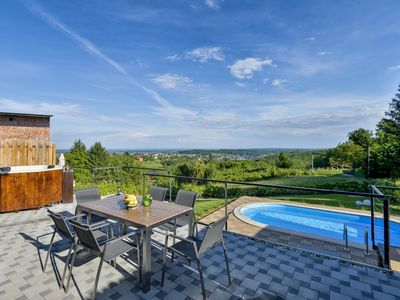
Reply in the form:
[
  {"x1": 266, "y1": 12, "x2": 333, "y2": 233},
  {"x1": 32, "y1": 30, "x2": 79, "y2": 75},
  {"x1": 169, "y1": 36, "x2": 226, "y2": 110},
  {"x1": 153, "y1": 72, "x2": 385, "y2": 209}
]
[{"x1": 76, "y1": 194, "x2": 194, "y2": 293}]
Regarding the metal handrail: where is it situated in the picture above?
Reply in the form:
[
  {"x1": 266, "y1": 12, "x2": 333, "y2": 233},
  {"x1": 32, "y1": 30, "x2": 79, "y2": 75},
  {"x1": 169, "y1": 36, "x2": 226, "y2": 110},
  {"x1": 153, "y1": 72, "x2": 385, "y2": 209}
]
[{"x1": 145, "y1": 172, "x2": 390, "y2": 198}]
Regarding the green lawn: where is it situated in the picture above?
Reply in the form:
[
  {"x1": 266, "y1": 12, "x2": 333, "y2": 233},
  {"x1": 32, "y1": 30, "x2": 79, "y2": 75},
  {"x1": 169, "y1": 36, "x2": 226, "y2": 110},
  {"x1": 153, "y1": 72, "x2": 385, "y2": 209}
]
[{"x1": 194, "y1": 199, "x2": 233, "y2": 219}]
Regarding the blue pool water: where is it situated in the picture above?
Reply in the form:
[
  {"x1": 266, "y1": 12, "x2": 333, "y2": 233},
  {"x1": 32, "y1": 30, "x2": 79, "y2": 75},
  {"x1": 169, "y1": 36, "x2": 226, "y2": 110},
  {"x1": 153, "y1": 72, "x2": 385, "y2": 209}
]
[{"x1": 241, "y1": 204, "x2": 400, "y2": 247}]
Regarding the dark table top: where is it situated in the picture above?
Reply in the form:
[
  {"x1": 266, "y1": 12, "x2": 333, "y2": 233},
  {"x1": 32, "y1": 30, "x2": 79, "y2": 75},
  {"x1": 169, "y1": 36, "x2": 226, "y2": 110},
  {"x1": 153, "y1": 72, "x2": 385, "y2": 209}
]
[{"x1": 77, "y1": 194, "x2": 193, "y2": 228}]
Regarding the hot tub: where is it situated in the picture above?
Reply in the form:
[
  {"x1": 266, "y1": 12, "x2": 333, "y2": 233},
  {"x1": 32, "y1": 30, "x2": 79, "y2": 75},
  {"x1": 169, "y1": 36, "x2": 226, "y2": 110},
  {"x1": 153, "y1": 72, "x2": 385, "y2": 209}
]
[{"x1": 0, "y1": 165, "x2": 63, "y2": 212}]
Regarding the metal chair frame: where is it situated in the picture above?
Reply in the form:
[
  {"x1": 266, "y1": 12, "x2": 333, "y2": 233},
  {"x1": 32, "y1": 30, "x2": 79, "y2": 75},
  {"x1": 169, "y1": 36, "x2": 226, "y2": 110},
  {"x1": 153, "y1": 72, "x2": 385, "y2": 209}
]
[
  {"x1": 161, "y1": 216, "x2": 231, "y2": 300},
  {"x1": 43, "y1": 210, "x2": 87, "y2": 273},
  {"x1": 63, "y1": 219, "x2": 142, "y2": 300}
]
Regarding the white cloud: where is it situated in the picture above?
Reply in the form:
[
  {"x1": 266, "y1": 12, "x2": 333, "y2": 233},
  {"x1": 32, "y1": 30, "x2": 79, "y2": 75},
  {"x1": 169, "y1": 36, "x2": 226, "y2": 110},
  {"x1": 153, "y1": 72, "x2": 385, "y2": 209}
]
[
  {"x1": 305, "y1": 37, "x2": 316, "y2": 41},
  {"x1": 272, "y1": 79, "x2": 286, "y2": 87},
  {"x1": 262, "y1": 78, "x2": 270, "y2": 84},
  {"x1": 185, "y1": 47, "x2": 224, "y2": 63},
  {"x1": 388, "y1": 65, "x2": 400, "y2": 70},
  {"x1": 205, "y1": 0, "x2": 221, "y2": 9},
  {"x1": 235, "y1": 82, "x2": 247, "y2": 87},
  {"x1": 0, "y1": 98, "x2": 80, "y2": 115},
  {"x1": 317, "y1": 51, "x2": 332, "y2": 56},
  {"x1": 151, "y1": 73, "x2": 192, "y2": 89},
  {"x1": 229, "y1": 57, "x2": 276, "y2": 79},
  {"x1": 165, "y1": 54, "x2": 179, "y2": 62}
]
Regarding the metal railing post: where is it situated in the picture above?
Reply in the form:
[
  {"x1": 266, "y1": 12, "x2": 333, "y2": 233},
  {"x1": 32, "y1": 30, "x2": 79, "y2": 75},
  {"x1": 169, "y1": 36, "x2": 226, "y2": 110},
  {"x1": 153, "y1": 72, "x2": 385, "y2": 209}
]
[
  {"x1": 224, "y1": 181, "x2": 228, "y2": 231},
  {"x1": 364, "y1": 227, "x2": 369, "y2": 255},
  {"x1": 343, "y1": 224, "x2": 349, "y2": 250},
  {"x1": 383, "y1": 197, "x2": 391, "y2": 269},
  {"x1": 370, "y1": 187, "x2": 376, "y2": 249},
  {"x1": 169, "y1": 169, "x2": 172, "y2": 203},
  {"x1": 142, "y1": 173, "x2": 146, "y2": 196},
  {"x1": 117, "y1": 166, "x2": 122, "y2": 194}
]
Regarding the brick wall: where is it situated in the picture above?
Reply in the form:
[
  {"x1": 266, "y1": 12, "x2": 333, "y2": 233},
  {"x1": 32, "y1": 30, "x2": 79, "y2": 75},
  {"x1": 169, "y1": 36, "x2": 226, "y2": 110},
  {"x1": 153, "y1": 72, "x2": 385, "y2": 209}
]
[{"x1": 0, "y1": 115, "x2": 50, "y2": 141}]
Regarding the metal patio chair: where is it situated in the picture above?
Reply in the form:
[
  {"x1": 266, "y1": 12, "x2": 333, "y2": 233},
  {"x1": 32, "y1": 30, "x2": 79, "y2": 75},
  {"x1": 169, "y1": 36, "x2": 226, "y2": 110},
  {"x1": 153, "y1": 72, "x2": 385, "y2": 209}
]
[
  {"x1": 43, "y1": 210, "x2": 108, "y2": 274},
  {"x1": 161, "y1": 215, "x2": 231, "y2": 300},
  {"x1": 156, "y1": 189, "x2": 198, "y2": 236},
  {"x1": 64, "y1": 219, "x2": 142, "y2": 300},
  {"x1": 150, "y1": 186, "x2": 168, "y2": 202},
  {"x1": 75, "y1": 187, "x2": 104, "y2": 223}
]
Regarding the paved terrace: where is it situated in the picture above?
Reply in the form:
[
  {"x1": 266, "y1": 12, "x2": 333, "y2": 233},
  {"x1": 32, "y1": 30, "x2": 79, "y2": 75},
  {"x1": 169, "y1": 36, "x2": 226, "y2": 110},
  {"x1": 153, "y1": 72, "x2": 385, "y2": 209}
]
[{"x1": 1, "y1": 202, "x2": 400, "y2": 300}]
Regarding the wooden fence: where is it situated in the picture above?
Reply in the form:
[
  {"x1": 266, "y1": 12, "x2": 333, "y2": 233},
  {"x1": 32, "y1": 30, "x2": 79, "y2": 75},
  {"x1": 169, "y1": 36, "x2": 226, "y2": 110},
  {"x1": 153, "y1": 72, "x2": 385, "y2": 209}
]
[{"x1": 0, "y1": 139, "x2": 56, "y2": 167}]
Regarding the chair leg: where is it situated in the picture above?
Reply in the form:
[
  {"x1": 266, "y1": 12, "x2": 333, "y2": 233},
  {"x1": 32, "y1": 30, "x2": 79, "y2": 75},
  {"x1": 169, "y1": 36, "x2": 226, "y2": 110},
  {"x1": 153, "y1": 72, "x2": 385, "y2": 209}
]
[
  {"x1": 221, "y1": 238, "x2": 231, "y2": 286},
  {"x1": 171, "y1": 225, "x2": 176, "y2": 263},
  {"x1": 161, "y1": 245, "x2": 168, "y2": 286},
  {"x1": 43, "y1": 229, "x2": 56, "y2": 272},
  {"x1": 65, "y1": 244, "x2": 78, "y2": 293},
  {"x1": 60, "y1": 241, "x2": 75, "y2": 289},
  {"x1": 196, "y1": 258, "x2": 206, "y2": 300},
  {"x1": 92, "y1": 257, "x2": 104, "y2": 300}
]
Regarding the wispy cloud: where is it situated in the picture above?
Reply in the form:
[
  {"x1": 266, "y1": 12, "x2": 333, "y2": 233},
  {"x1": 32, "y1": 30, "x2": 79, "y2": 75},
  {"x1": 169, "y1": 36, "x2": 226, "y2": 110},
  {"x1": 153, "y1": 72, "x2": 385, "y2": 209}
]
[
  {"x1": 22, "y1": 0, "x2": 195, "y2": 119},
  {"x1": 388, "y1": 65, "x2": 400, "y2": 70},
  {"x1": 151, "y1": 73, "x2": 192, "y2": 89},
  {"x1": 271, "y1": 79, "x2": 286, "y2": 87},
  {"x1": 165, "y1": 54, "x2": 179, "y2": 62},
  {"x1": 0, "y1": 98, "x2": 80, "y2": 115},
  {"x1": 235, "y1": 82, "x2": 247, "y2": 87},
  {"x1": 185, "y1": 47, "x2": 224, "y2": 63},
  {"x1": 262, "y1": 78, "x2": 270, "y2": 84},
  {"x1": 317, "y1": 51, "x2": 332, "y2": 56},
  {"x1": 205, "y1": 0, "x2": 221, "y2": 10},
  {"x1": 229, "y1": 57, "x2": 276, "y2": 79},
  {"x1": 305, "y1": 37, "x2": 316, "y2": 41}
]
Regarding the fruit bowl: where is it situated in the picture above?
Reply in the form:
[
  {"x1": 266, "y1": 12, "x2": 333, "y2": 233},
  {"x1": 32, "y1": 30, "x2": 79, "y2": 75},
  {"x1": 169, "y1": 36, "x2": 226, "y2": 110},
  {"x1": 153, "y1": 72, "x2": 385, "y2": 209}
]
[
  {"x1": 124, "y1": 194, "x2": 139, "y2": 210},
  {"x1": 126, "y1": 203, "x2": 138, "y2": 210}
]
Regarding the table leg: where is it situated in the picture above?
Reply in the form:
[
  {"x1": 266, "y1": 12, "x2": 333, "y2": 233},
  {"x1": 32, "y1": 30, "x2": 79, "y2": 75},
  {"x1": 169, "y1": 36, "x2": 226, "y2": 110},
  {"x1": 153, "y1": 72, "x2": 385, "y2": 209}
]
[{"x1": 142, "y1": 227, "x2": 152, "y2": 293}]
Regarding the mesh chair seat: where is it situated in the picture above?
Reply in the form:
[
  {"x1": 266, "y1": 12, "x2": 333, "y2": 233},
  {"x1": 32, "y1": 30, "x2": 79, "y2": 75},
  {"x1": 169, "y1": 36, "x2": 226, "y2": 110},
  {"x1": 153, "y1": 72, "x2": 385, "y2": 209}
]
[
  {"x1": 99, "y1": 239, "x2": 136, "y2": 261},
  {"x1": 169, "y1": 237, "x2": 202, "y2": 260}
]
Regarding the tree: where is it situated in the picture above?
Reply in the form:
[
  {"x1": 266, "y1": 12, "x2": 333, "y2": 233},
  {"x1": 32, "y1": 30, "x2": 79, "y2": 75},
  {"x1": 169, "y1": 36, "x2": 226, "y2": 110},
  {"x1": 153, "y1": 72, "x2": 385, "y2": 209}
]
[
  {"x1": 64, "y1": 139, "x2": 91, "y2": 182},
  {"x1": 377, "y1": 84, "x2": 400, "y2": 137},
  {"x1": 276, "y1": 152, "x2": 292, "y2": 168},
  {"x1": 88, "y1": 142, "x2": 109, "y2": 168},
  {"x1": 327, "y1": 142, "x2": 364, "y2": 169},
  {"x1": 348, "y1": 128, "x2": 374, "y2": 148},
  {"x1": 65, "y1": 139, "x2": 89, "y2": 168}
]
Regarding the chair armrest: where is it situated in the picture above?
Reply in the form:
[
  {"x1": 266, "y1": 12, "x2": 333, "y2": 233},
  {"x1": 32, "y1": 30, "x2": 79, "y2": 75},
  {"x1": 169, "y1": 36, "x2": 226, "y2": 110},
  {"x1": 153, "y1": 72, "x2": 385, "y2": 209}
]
[
  {"x1": 165, "y1": 233, "x2": 197, "y2": 245},
  {"x1": 106, "y1": 230, "x2": 139, "y2": 246},
  {"x1": 90, "y1": 221, "x2": 113, "y2": 230},
  {"x1": 194, "y1": 220, "x2": 210, "y2": 227},
  {"x1": 65, "y1": 213, "x2": 86, "y2": 221}
]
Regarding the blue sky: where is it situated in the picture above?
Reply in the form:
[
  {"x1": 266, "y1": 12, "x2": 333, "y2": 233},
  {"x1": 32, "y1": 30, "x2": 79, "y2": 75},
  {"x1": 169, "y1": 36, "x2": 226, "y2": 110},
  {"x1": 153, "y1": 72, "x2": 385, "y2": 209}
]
[{"x1": 1, "y1": 0, "x2": 400, "y2": 149}]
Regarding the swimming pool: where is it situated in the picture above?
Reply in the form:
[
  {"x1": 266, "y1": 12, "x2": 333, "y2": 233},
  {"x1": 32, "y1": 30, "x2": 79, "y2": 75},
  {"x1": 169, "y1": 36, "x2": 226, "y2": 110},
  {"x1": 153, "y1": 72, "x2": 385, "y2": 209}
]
[{"x1": 237, "y1": 203, "x2": 400, "y2": 247}]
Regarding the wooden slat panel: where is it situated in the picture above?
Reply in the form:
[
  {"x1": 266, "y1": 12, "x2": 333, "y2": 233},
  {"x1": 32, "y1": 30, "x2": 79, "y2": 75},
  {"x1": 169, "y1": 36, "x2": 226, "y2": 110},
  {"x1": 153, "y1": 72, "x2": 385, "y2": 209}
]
[{"x1": 0, "y1": 139, "x2": 56, "y2": 167}]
